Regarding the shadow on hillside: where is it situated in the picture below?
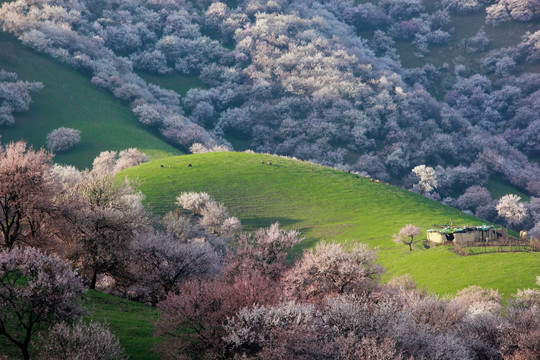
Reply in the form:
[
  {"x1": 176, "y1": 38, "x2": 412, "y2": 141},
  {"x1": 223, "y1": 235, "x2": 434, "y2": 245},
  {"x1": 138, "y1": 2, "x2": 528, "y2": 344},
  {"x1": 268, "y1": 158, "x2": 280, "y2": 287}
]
[
  {"x1": 295, "y1": 236, "x2": 319, "y2": 252},
  {"x1": 241, "y1": 217, "x2": 302, "y2": 230}
]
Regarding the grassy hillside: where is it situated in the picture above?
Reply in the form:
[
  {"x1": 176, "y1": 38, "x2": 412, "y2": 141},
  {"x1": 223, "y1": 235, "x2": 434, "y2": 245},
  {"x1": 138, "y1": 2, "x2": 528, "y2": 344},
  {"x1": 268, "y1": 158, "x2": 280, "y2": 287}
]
[
  {"x1": 137, "y1": 70, "x2": 206, "y2": 97},
  {"x1": 0, "y1": 33, "x2": 182, "y2": 168},
  {"x1": 121, "y1": 152, "x2": 539, "y2": 297},
  {"x1": 487, "y1": 176, "x2": 531, "y2": 202}
]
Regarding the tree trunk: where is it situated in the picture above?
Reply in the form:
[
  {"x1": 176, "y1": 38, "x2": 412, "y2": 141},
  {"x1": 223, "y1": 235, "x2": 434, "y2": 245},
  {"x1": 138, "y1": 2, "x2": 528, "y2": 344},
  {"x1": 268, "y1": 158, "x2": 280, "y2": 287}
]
[
  {"x1": 21, "y1": 346, "x2": 30, "y2": 360},
  {"x1": 90, "y1": 267, "x2": 98, "y2": 289},
  {"x1": 4, "y1": 331, "x2": 31, "y2": 360}
]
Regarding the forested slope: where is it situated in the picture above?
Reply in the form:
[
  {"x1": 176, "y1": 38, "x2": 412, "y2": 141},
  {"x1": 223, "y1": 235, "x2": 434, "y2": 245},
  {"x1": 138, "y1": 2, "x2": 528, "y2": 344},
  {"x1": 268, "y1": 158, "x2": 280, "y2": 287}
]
[{"x1": 1, "y1": 0, "x2": 540, "y2": 226}]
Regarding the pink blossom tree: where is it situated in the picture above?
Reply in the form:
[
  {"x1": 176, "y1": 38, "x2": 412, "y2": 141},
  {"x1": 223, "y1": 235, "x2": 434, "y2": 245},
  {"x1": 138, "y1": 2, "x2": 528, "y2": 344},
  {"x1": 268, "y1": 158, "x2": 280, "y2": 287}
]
[
  {"x1": 285, "y1": 241, "x2": 384, "y2": 300},
  {"x1": 114, "y1": 148, "x2": 150, "y2": 172},
  {"x1": 92, "y1": 151, "x2": 118, "y2": 175},
  {"x1": 154, "y1": 224, "x2": 297, "y2": 359},
  {"x1": 393, "y1": 224, "x2": 422, "y2": 251},
  {"x1": 224, "y1": 222, "x2": 302, "y2": 281},
  {"x1": 156, "y1": 273, "x2": 284, "y2": 360},
  {"x1": 0, "y1": 141, "x2": 63, "y2": 249}
]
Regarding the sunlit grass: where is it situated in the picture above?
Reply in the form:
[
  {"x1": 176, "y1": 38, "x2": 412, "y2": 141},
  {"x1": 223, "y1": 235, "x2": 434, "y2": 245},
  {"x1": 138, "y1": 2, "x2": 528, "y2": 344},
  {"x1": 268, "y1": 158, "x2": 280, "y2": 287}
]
[{"x1": 120, "y1": 152, "x2": 540, "y2": 297}]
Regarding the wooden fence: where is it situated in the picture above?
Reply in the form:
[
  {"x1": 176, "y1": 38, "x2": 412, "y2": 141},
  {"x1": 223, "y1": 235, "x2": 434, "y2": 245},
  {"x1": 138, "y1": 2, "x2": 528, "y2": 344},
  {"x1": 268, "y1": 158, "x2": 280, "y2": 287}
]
[{"x1": 452, "y1": 237, "x2": 540, "y2": 256}]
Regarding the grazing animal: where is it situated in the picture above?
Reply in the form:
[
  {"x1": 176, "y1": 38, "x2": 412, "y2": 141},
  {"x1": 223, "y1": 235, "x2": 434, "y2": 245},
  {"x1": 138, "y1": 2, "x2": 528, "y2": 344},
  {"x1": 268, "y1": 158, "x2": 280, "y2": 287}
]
[
  {"x1": 348, "y1": 170, "x2": 351, "y2": 173},
  {"x1": 520, "y1": 230, "x2": 528, "y2": 238},
  {"x1": 261, "y1": 160, "x2": 265, "y2": 164},
  {"x1": 160, "y1": 164, "x2": 164, "y2": 168},
  {"x1": 268, "y1": 162, "x2": 272, "y2": 165},
  {"x1": 187, "y1": 163, "x2": 192, "y2": 167},
  {"x1": 375, "y1": 179, "x2": 380, "y2": 183}
]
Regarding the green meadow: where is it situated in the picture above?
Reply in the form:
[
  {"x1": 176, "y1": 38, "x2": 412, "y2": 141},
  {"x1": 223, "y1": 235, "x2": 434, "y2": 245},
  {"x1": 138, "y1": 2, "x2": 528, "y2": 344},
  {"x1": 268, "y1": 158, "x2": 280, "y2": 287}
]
[
  {"x1": 87, "y1": 291, "x2": 161, "y2": 360},
  {"x1": 0, "y1": 33, "x2": 181, "y2": 168},
  {"x1": 120, "y1": 152, "x2": 540, "y2": 298}
]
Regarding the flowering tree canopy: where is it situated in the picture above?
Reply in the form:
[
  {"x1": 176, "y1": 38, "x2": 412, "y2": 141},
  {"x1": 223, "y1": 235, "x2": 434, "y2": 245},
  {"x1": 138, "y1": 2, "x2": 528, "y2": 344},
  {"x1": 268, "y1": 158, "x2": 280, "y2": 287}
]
[{"x1": 0, "y1": 247, "x2": 86, "y2": 360}]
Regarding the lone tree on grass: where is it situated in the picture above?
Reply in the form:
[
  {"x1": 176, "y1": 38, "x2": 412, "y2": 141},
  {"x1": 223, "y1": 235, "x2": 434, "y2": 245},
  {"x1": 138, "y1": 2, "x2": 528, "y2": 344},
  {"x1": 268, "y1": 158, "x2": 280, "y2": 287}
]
[{"x1": 393, "y1": 224, "x2": 421, "y2": 251}]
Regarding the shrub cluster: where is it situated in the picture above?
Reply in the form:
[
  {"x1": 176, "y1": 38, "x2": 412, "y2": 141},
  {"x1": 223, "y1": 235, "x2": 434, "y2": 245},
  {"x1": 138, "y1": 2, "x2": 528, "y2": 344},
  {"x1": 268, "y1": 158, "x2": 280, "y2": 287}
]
[
  {"x1": 0, "y1": 69, "x2": 42, "y2": 126},
  {"x1": 46, "y1": 127, "x2": 81, "y2": 152}
]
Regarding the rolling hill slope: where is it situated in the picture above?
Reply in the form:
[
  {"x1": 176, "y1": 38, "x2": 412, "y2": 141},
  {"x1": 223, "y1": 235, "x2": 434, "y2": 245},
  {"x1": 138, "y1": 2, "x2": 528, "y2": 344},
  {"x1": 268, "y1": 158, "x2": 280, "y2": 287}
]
[
  {"x1": 120, "y1": 152, "x2": 539, "y2": 297},
  {"x1": 0, "y1": 33, "x2": 182, "y2": 168}
]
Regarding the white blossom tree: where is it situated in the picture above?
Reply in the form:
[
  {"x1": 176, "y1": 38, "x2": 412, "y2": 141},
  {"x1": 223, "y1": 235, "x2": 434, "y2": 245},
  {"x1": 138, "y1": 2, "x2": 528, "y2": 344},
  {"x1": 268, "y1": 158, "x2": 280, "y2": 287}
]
[
  {"x1": 412, "y1": 165, "x2": 438, "y2": 193},
  {"x1": 200, "y1": 201, "x2": 230, "y2": 234},
  {"x1": 176, "y1": 192, "x2": 213, "y2": 215},
  {"x1": 496, "y1": 194, "x2": 528, "y2": 226},
  {"x1": 46, "y1": 127, "x2": 81, "y2": 152},
  {"x1": 36, "y1": 321, "x2": 126, "y2": 360},
  {"x1": 114, "y1": 148, "x2": 150, "y2": 172},
  {"x1": 129, "y1": 231, "x2": 221, "y2": 305}
]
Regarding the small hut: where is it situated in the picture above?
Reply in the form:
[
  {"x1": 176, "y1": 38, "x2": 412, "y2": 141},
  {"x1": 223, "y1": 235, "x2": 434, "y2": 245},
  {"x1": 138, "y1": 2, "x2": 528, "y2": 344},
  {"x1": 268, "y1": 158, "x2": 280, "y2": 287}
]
[{"x1": 427, "y1": 225, "x2": 507, "y2": 245}]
